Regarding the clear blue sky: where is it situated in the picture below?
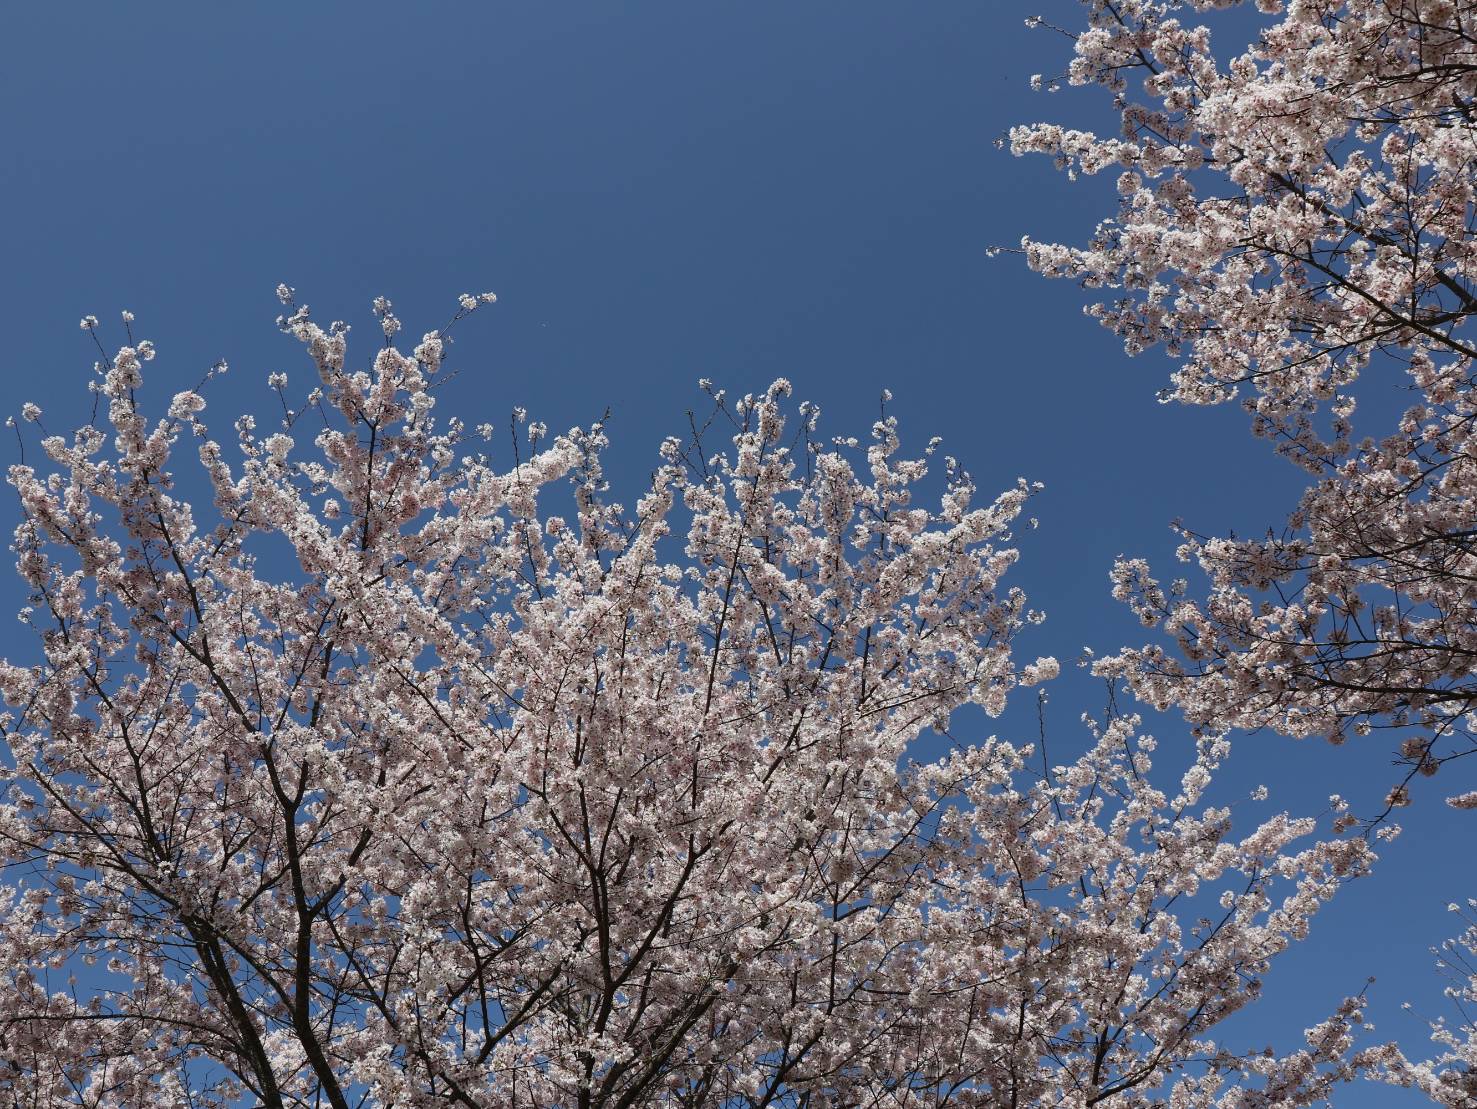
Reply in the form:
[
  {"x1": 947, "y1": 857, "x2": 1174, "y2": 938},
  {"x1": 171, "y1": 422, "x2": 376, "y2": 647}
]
[{"x1": 2, "y1": 3, "x2": 1468, "y2": 1101}]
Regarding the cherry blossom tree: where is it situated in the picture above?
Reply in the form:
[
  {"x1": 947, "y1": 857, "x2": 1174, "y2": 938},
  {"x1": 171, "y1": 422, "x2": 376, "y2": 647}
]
[
  {"x1": 1371, "y1": 901, "x2": 1477, "y2": 1106},
  {"x1": 0, "y1": 298, "x2": 1382, "y2": 1106},
  {"x1": 1011, "y1": 0, "x2": 1477, "y2": 810}
]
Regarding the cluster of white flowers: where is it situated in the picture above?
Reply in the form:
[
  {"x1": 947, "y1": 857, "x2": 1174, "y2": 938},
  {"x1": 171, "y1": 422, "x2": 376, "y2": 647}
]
[
  {"x1": 457, "y1": 291, "x2": 497, "y2": 313},
  {"x1": 167, "y1": 391, "x2": 206, "y2": 420}
]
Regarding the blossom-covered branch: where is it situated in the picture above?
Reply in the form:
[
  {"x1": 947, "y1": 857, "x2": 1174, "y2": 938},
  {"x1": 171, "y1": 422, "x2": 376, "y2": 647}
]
[{"x1": 1014, "y1": 0, "x2": 1477, "y2": 807}]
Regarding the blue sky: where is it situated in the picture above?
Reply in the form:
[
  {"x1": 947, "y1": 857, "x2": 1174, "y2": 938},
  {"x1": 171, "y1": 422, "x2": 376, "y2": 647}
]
[{"x1": 2, "y1": 2, "x2": 1469, "y2": 1101}]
